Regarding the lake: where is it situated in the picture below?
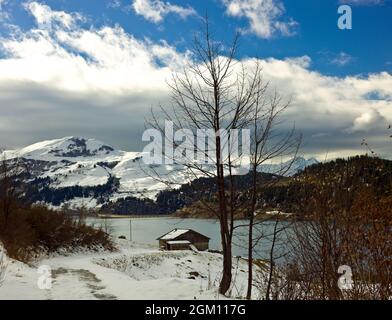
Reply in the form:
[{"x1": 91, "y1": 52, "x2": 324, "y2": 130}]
[{"x1": 88, "y1": 217, "x2": 292, "y2": 260}]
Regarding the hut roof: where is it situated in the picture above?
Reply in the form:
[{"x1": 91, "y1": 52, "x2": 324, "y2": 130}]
[
  {"x1": 158, "y1": 229, "x2": 190, "y2": 240},
  {"x1": 157, "y1": 228, "x2": 210, "y2": 241}
]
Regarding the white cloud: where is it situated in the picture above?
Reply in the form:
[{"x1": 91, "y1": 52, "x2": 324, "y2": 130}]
[
  {"x1": 24, "y1": 1, "x2": 83, "y2": 30},
  {"x1": 330, "y1": 52, "x2": 354, "y2": 66},
  {"x1": 0, "y1": 2, "x2": 392, "y2": 157},
  {"x1": 347, "y1": 109, "x2": 386, "y2": 132},
  {"x1": 132, "y1": 0, "x2": 196, "y2": 23},
  {"x1": 284, "y1": 55, "x2": 312, "y2": 68},
  {"x1": 236, "y1": 57, "x2": 392, "y2": 157},
  {"x1": 222, "y1": 0, "x2": 298, "y2": 38},
  {"x1": 0, "y1": 2, "x2": 192, "y2": 149},
  {"x1": 245, "y1": 57, "x2": 392, "y2": 127},
  {"x1": 0, "y1": 2, "x2": 190, "y2": 93}
]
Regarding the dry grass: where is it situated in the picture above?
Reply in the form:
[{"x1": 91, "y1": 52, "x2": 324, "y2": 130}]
[{"x1": 0, "y1": 205, "x2": 115, "y2": 263}]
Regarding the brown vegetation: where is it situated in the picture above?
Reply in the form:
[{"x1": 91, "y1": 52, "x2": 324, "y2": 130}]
[
  {"x1": 259, "y1": 156, "x2": 392, "y2": 300},
  {"x1": 0, "y1": 157, "x2": 115, "y2": 263},
  {"x1": 0, "y1": 205, "x2": 115, "y2": 263}
]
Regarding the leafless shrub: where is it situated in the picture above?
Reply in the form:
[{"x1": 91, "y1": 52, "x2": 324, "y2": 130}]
[{"x1": 283, "y1": 158, "x2": 392, "y2": 300}]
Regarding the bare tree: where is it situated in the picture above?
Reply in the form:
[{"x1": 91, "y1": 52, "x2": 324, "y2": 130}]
[
  {"x1": 244, "y1": 92, "x2": 300, "y2": 299},
  {"x1": 247, "y1": 213, "x2": 293, "y2": 300},
  {"x1": 147, "y1": 20, "x2": 240, "y2": 293},
  {"x1": 0, "y1": 153, "x2": 22, "y2": 228},
  {"x1": 146, "y1": 18, "x2": 299, "y2": 295},
  {"x1": 77, "y1": 199, "x2": 88, "y2": 226}
]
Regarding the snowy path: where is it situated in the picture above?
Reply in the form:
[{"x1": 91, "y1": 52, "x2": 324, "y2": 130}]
[{"x1": 0, "y1": 241, "x2": 254, "y2": 300}]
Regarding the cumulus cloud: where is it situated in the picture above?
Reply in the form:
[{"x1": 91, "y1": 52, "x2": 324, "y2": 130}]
[
  {"x1": 0, "y1": 2, "x2": 190, "y2": 149},
  {"x1": 1, "y1": 2, "x2": 190, "y2": 93},
  {"x1": 0, "y1": 2, "x2": 392, "y2": 158},
  {"x1": 24, "y1": 1, "x2": 84, "y2": 29},
  {"x1": 222, "y1": 0, "x2": 298, "y2": 38},
  {"x1": 284, "y1": 56, "x2": 312, "y2": 68},
  {"x1": 237, "y1": 57, "x2": 392, "y2": 157},
  {"x1": 346, "y1": 109, "x2": 387, "y2": 133},
  {"x1": 132, "y1": 0, "x2": 196, "y2": 23}
]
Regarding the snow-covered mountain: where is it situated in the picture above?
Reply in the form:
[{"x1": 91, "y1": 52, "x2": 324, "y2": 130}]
[
  {"x1": 2, "y1": 137, "x2": 318, "y2": 210},
  {"x1": 259, "y1": 156, "x2": 319, "y2": 176},
  {"x1": 3, "y1": 136, "x2": 191, "y2": 209}
]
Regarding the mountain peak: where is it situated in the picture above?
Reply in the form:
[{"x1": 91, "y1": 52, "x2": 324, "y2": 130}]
[{"x1": 10, "y1": 136, "x2": 118, "y2": 159}]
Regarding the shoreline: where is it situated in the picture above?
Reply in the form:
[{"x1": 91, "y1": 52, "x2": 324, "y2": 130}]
[
  {"x1": 94, "y1": 213, "x2": 296, "y2": 222},
  {"x1": 96, "y1": 214, "x2": 173, "y2": 219}
]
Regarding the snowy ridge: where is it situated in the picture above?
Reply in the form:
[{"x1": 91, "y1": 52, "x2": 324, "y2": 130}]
[
  {"x1": 5, "y1": 136, "x2": 120, "y2": 160},
  {"x1": 2, "y1": 137, "x2": 203, "y2": 209},
  {"x1": 2, "y1": 137, "x2": 318, "y2": 210}
]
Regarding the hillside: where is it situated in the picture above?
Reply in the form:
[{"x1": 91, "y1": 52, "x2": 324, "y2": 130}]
[
  {"x1": 1, "y1": 136, "x2": 317, "y2": 214},
  {"x1": 3, "y1": 138, "x2": 390, "y2": 219},
  {"x1": 172, "y1": 155, "x2": 392, "y2": 219}
]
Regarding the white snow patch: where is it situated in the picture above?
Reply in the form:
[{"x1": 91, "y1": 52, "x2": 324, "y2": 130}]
[
  {"x1": 159, "y1": 229, "x2": 190, "y2": 240},
  {"x1": 0, "y1": 240, "x2": 261, "y2": 300}
]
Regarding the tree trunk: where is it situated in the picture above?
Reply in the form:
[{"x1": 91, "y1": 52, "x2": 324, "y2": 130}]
[
  {"x1": 246, "y1": 217, "x2": 253, "y2": 299},
  {"x1": 216, "y1": 133, "x2": 232, "y2": 295},
  {"x1": 217, "y1": 178, "x2": 232, "y2": 294},
  {"x1": 220, "y1": 229, "x2": 232, "y2": 294},
  {"x1": 246, "y1": 162, "x2": 258, "y2": 299},
  {"x1": 265, "y1": 220, "x2": 278, "y2": 300}
]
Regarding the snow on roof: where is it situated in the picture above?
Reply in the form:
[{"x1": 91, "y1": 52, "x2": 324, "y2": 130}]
[
  {"x1": 166, "y1": 240, "x2": 191, "y2": 245},
  {"x1": 159, "y1": 229, "x2": 190, "y2": 240}
]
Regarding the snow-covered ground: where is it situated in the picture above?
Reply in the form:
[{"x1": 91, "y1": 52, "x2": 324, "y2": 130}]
[{"x1": 0, "y1": 240, "x2": 261, "y2": 300}]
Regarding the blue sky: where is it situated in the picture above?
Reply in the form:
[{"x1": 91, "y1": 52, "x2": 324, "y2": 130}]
[
  {"x1": 3, "y1": 0, "x2": 391, "y2": 76},
  {"x1": 0, "y1": 0, "x2": 391, "y2": 159}
]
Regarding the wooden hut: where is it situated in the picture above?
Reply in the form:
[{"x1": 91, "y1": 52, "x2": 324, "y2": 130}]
[{"x1": 157, "y1": 229, "x2": 210, "y2": 251}]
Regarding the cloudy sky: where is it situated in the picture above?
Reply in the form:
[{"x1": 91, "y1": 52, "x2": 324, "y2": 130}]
[{"x1": 0, "y1": 0, "x2": 391, "y2": 159}]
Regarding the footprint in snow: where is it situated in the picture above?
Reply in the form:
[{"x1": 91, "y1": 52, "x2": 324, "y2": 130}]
[{"x1": 52, "y1": 267, "x2": 117, "y2": 300}]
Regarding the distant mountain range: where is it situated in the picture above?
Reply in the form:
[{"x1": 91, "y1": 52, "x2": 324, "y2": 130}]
[{"x1": 2, "y1": 136, "x2": 318, "y2": 212}]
